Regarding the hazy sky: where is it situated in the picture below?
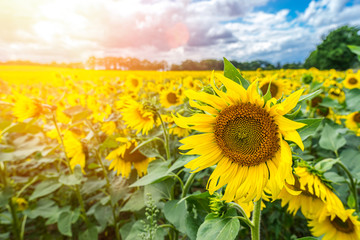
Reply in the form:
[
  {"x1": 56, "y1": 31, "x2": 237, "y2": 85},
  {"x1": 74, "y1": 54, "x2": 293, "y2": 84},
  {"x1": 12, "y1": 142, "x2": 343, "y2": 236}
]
[{"x1": 1, "y1": 0, "x2": 360, "y2": 64}]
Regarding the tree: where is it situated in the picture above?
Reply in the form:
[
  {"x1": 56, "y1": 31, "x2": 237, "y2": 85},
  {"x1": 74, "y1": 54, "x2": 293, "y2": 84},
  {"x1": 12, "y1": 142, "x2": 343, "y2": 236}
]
[{"x1": 304, "y1": 25, "x2": 360, "y2": 70}]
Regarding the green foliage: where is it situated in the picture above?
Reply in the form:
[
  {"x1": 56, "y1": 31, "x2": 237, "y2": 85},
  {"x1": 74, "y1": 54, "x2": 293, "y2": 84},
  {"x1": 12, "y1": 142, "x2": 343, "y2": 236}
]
[
  {"x1": 196, "y1": 210, "x2": 240, "y2": 240},
  {"x1": 223, "y1": 57, "x2": 250, "y2": 89},
  {"x1": 304, "y1": 25, "x2": 360, "y2": 70}
]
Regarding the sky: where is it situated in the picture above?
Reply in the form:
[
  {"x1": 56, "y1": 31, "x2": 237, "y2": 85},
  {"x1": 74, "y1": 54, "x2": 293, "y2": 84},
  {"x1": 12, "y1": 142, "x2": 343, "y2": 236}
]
[{"x1": 1, "y1": 0, "x2": 360, "y2": 65}]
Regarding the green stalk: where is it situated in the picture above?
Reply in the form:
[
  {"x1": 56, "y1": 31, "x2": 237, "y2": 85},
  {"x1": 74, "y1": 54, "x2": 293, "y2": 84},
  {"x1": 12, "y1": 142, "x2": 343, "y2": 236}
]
[
  {"x1": 181, "y1": 173, "x2": 196, "y2": 198},
  {"x1": 1, "y1": 163, "x2": 21, "y2": 240},
  {"x1": 87, "y1": 120, "x2": 121, "y2": 240},
  {"x1": 230, "y1": 202, "x2": 254, "y2": 228},
  {"x1": 251, "y1": 198, "x2": 262, "y2": 240},
  {"x1": 157, "y1": 113, "x2": 171, "y2": 160},
  {"x1": 337, "y1": 161, "x2": 359, "y2": 212},
  {"x1": 51, "y1": 111, "x2": 91, "y2": 227}
]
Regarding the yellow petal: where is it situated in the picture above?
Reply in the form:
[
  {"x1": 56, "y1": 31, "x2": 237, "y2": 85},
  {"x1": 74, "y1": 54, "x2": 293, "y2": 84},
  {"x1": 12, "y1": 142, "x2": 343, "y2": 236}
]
[
  {"x1": 282, "y1": 130, "x2": 304, "y2": 151},
  {"x1": 185, "y1": 90, "x2": 228, "y2": 110},
  {"x1": 276, "y1": 89, "x2": 304, "y2": 115},
  {"x1": 215, "y1": 73, "x2": 247, "y2": 103},
  {"x1": 275, "y1": 115, "x2": 307, "y2": 131}
]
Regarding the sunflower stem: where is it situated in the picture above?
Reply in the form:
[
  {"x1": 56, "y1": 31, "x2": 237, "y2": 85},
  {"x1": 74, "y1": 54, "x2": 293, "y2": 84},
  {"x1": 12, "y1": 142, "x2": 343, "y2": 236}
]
[
  {"x1": 251, "y1": 198, "x2": 262, "y2": 240},
  {"x1": 51, "y1": 111, "x2": 91, "y2": 229},
  {"x1": 157, "y1": 113, "x2": 171, "y2": 161},
  {"x1": 181, "y1": 173, "x2": 196, "y2": 198},
  {"x1": 229, "y1": 202, "x2": 253, "y2": 228},
  {"x1": 85, "y1": 120, "x2": 121, "y2": 240},
  {"x1": 1, "y1": 163, "x2": 21, "y2": 240},
  {"x1": 336, "y1": 161, "x2": 359, "y2": 212}
]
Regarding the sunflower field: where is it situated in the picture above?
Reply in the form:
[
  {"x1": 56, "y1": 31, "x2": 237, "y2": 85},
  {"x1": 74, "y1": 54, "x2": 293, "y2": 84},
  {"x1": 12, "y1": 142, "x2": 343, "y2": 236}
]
[{"x1": 0, "y1": 59, "x2": 360, "y2": 240}]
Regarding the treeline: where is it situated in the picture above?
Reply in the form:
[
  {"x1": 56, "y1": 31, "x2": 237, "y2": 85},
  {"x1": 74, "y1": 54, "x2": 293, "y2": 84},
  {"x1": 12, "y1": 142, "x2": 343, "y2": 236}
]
[
  {"x1": 171, "y1": 59, "x2": 303, "y2": 70},
  {"x1": 1, "y1": 57, "x2": 303, "y2": 71}
]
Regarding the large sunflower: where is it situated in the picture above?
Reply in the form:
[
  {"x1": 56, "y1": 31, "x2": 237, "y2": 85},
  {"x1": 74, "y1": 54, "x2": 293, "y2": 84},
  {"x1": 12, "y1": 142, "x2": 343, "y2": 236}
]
[
  {"x1": 173, "y1": 73, "x2": 306, "y2": 202},
  {"x1": 277, "y1": 164, "x2": 345, "y2": 221},
  {"x1": 106, "y1": 138, "x2": 154, "y2": 178},
  {"x1": 308, "y1": 209, "x2": 360, "y2": 240}
]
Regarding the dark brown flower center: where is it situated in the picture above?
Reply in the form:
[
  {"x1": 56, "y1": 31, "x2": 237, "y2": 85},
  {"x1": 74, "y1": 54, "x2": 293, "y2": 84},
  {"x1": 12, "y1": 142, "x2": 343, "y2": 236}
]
[
  {"x1": 166, "y1": 92, "x2": 178, "y2": 104},
  {"x1": 123, "y1": 144, "x2": 147, "y2": 163},
  {"x1": 348, "y1": 77, "x2": 358, "y2": 85},
  {"x1": 131, "y1": 79, "x2": 139, "y2": 88},
  {"x1": 311, "y1": 96, "x2": 323, "y2": 108},
  {"x1": 260, "y1": 83, "x2": 279, "y2": 98},
  {"x1": 214, "y1": 103, "x2": 280, "y2": 166},
  {"x1": 317, "y1": 107, "x2": 330, "y2": 117},
  {"x1": 330, "y1": 216, "x2": 355, "y2": 233},
  {"x1": 353, "y1": 112, "x2": 360, "y2": 123}
]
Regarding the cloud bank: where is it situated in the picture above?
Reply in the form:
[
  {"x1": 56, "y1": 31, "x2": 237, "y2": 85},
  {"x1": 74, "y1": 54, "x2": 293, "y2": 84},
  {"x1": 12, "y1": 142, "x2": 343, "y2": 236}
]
[{"x1": 0, "y1": 0, "x2": 359, "y2": 64}]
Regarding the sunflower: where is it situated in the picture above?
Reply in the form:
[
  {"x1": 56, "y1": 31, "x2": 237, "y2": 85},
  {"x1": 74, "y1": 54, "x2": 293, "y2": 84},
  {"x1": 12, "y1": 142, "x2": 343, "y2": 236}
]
[
  {"x1": 63, "y1": 131, "x2": 86, "y2": 173},
  {"x1": 121, "y1": 100, "x2": 157, "y2": 135},
  {"x1": 345, "y1": 112, "x2": 360, "y2": 133},
  {"x1": 308, "y1": 209, "x2": 360, "y2": 240},
  {"x1": 12, "y1": 95, "x2": 43, "y2": 122},
  {"x1": 277, "y1": 164, "x2": 345, "y2": 221},
  {"x1": 173, "y1": 72, "x2": 306, "y2": 202},
  {"x1": 343, "y1": 73, "x2": 360, "y2": 89},
  {"x1": 125, "y1": 75, "x2": 143, "y2": 93},
  {"x1": 328, "y1": 87, "x2": 345, "y2": 103},
  {"x1": 106, "y1": 138, "x2": 154, "y2": 178},
  {"x1": 258, "y1": 77, "x2": 292, "y2": 99},
  {"x1": 160, "y1": 89, "x2": 183, "y2": 108}
]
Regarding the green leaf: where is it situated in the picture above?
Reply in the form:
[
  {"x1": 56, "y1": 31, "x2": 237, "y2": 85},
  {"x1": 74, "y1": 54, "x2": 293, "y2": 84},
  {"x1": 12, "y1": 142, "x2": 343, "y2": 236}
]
[
  {"x1": 163, "y1": 200, "x2": 187, "y2": 232},
  {"x1": 340, "y1": 149, "x2": 360, "y2": 181},
  {"x1": 298, "y1": 89, "x2": 322, "y2": 102},
  {"x1": 121, "y1": 188, "x2": 145, "y2": 212},
  {"x1": 58, "y1": 174, "x2": 81, "y2": 186},
  {"x1": 296, "y1": 119, "x2": 322, "y2": 141},
  {"x1": 144, "y1": 178, "x2": 174, "y2": 203},
  {"x1": 348, "y1": 45, "x2": 360, "y2": 55},
  {"x1": 81, "y1": 178, "x2": 106, "y2": 195},
  {"x1": 347, "y1": 193, "x2": 356, "y2": 209},
  {"x1": 319, "y1": 97, "x2": 343, "y2": 109},
  {"x1": 25, "y1": 199, "x2": 59, "y2": 219},
  {"x1": 223, "y1": 57, "x2": 249, "y2": 89},
  {"x1": 129, "y1": 160, "x2": 169, "y2": 187},
  {"x1": 324, "y1": 172, "x2": 346, "y2": 183},
  {"x1": 345, "y1": 89, "x2": 360, "y2": 112},
  {"x1": 0, "y1": 187, "x2": 12, "y2": 207},
  {"x1": 167, "y1": 155, "x2": 197, "y2": 173},
  {"x1": 57, "y1": 211, "x2": 73, "y2": 237},
  {"x1": 196, "y1": 216, "x2": 240, "y2": 240},
  {"x1": 79, "y1": 225, "x2": 98, "y2": 240},
  {"x1": 179, "y1": 191, "x2": 211, "y2": 212},
  {"x1": 95, "y1": 204, "x2": 113, "y2": 227},
  {"x1": 29, "y1": 180, "x2": 62, "y2": 201},
  {"x1": 319, "y1": 124, "x2": 346, "y2": 152},
  {"x1": 262, "y1": 80, "x2": 273, "y2": 102},
  {"x1": 314, "y1": 158, "x2": 339, "y2": 172}
]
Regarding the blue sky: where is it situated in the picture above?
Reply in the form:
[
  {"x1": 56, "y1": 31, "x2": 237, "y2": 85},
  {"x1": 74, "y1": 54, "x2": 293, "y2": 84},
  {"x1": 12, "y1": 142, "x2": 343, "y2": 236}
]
[{"x1": 0, "y1": 0, "x2": 360, "y2": 65}]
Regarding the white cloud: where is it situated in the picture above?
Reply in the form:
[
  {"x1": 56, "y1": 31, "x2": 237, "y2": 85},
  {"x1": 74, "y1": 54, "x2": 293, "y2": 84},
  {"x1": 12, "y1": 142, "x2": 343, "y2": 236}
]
[{"x1": 0, "y1": 0, "x2": 359, "y2": 64}]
